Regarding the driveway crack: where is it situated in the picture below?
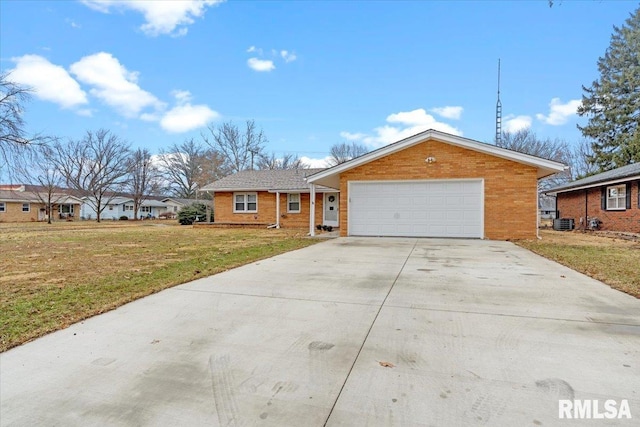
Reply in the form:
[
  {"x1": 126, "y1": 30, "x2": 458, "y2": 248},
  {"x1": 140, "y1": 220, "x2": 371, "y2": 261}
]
[{"x1": 322, "y1": 239, "x2": 418, "y2": 426}]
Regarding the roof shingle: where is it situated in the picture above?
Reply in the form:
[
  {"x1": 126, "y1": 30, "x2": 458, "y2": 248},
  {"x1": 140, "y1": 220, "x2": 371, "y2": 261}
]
[{"x1": 201, "y1": 168, "x2": 327, "y2": 192}]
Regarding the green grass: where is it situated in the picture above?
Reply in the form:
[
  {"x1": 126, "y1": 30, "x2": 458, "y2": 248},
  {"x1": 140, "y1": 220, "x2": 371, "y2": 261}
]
[
  {"x1": 516, "y1": 230, "x2": 640, "y2": 298},
  {"x1": 0, "y1": 222, "x2": 318, "y2": 352}
]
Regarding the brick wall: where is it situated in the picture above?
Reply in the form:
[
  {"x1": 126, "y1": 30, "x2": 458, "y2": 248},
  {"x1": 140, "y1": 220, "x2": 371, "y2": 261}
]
[
  {"x1": 338, "y1": 139, "x2": 539, "y2": 240},
  {"x1": 213, "y1": 191, "x2": 325, "y2": 229},
  {"x1": 557, "y1": 181, "x2": 640, "y2": 233},
  {"x1": 0, "y1": 201, "x2": 42, "y2": 222}
]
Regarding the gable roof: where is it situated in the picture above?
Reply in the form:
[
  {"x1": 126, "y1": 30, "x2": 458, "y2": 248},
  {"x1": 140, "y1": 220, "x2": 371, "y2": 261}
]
[
  {"x1": 547, "y1": 162, "x2": 640, "y2": 194},
  {"x1": 0, "y1": 190, "x2": 83, "y2": 204},
  {"x1": 307, "y1": 129, "x2": 567, "y2": 189},
  {"x1": 201, "y1": 168, "x2": 326, "y2": 192}
]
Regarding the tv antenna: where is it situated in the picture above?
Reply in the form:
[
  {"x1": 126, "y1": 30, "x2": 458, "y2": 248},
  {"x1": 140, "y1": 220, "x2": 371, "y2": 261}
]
[{"x1": 496, "y1": 59, "x2": 502, "y2": 144}]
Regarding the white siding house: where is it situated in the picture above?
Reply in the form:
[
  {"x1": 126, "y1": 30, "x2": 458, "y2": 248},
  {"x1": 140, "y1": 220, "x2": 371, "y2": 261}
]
[{"x1": 81, "y1": 197, "x2": 170, "y2": 220}]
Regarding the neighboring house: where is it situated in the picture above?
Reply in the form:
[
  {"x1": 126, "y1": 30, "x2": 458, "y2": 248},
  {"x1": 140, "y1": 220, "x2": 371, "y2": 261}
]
[
  {"x1": 161, "y1": 198, "x2": 209, "y2": 216},
  {"x1": 203, "y1": 130, "x2": 566, "y2": 240},
  {"x1": 547, "y1": 163, "x2": 640, "y2": 233},
  {"x1": 201, "y1": 168, "x2": 336, "y2": 229},
  {"x1": 81, "y1": 197, "x2": 170, "y2": 220},
  {"x1": 0, "y1": 186, "x2": 82, "y2": 222},
  {"x1": 539, "y1": 194, "x2": 557, "y2": 220}
]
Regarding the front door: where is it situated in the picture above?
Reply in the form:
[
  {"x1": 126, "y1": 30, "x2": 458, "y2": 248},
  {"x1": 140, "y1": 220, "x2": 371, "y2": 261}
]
[{"x1": 323, "y1": 192, "x2": 339, "y2": 227}]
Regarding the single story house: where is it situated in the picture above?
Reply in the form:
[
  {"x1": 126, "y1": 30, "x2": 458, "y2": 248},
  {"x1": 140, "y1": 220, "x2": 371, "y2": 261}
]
[
  {"x1": 0, "y1": 187, "x2": 83, "y2": 222},
  {"x1": 161, "y1": 197, "x2": 207, "y2": 217},
  {"x1": 201, "y1": 168, "x2": 337, "y2": 229},
  {"x1": 81, "y1": 197, "x2": 170, "y2": 220},
  {"x1": 203, "y1": 130, "x2": 566, "y2": 240},
  {"x1": 546, "y1": 162, "x2": 640, "y2": 233}
]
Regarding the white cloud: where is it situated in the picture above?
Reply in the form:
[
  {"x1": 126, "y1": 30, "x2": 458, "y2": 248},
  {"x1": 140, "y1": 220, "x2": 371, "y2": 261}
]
[
  {"x1": 9, "y1": 54, "x2": 88, "y2": 109},
  {"x1": 246, "y1": 46, "x2": 262, "y2": 54},
  {"x1": 536, "y1": 98, "x2": 581, "y2": 125},
  {"x1": 70, "y1": 52, "x2": 164, "y2": 117},
  {"x1": 341, "y1": 108, "x2": 463, "y2": 148},
  {"x1": 81, "y1": 0, "x2": 222, "y2": 37},
  {"x1": 280, "y1": 50, "x2": 297, "y2": 63},
  {"x1": 159, "y1": 90, "x2": 219, "y2": 133},
  {"x1": 503, "y1": 115, "x2": 532, "y2": 132},
  {"x1": 247, "y1": 57, "x2": 275, "y2": 72},
  {"x1": 340, "y1": 131, "x2": 367, "y2": 141},
  {"x1": 300, "y1": 156, "x2": 331, "y2": 168},
  {"x1": 430, "y1": 106, "x2": 463, "y2": 120}
]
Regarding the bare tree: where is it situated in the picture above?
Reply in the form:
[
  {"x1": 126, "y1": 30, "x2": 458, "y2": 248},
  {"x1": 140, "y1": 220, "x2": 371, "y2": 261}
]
[
  {"x1": 14, "y1": 144, "x2": 65, "y2": 224},
  {"x1": 202, "y1": 120, "x2": 267, "y2": 173},
  {"x1": 158, "y1": 139, "x2": 226, "y2": 198},
  {"x1": 0, "y1": 73, "x2": 48, "y2": 177},
  {"x1": 328, "y1": 141, "x2": 369, "y2": 166},
  {"x1": 127, "y1": 148, "x2": 161, "y2": 220},
  {"x1": 51, "y1": 129, "x2": 131, "y2": 222},
  {"x1": 497, "y1": 129, "x2": 572, "y2": 190},
  {"x1": 257, "y1": 152, "x2": 308, "y2": 170},
  {"x1": 569, "y1": 139, "x2": 598, "y2": 180}
]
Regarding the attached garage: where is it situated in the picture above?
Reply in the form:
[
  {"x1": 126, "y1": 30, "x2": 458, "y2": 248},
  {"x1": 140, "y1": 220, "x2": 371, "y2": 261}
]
[
  {"x1": 307, "y1": 130, "x2": 566, "y2": 240},
  {"x1": 348, "y1": 180, "x2": 483, "y2": 238}
]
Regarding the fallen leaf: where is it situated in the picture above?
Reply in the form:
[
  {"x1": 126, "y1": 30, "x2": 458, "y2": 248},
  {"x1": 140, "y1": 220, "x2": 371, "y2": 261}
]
[
  {"x1": 379, "y1": 361, "x2": 395, "y2": 368},
  {"x1": 151, "y1": 339, "x2": 160, "y2": 344}
]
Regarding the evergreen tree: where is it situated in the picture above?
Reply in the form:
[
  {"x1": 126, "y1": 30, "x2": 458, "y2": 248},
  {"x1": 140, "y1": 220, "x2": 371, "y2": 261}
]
[{"x1": 577, "y1": 7, "x2": 640, "y2": 171}]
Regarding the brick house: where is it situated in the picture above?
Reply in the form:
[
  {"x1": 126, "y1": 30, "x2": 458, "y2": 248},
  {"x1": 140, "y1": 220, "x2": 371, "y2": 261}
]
[
  {"x1": 547, "y1": 163, "x2": 640, "y2": 233},
  {"x1": 0, "y1": 186, "x2": 83, "y2": 222},
  {"x1": 201, "y1": 168, "x2": 337, "y2": 229},
  {"x1": 203, "y1": 130, "x2": 565, "y2": 240}
]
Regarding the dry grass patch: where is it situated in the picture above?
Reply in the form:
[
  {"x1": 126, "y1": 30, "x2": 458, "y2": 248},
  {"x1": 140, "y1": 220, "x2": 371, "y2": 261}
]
[
  {"x1": 516, "y1": 229, "x2": 640, "y2": 298},
  {"x1": 0, "y1": 221, "x2": 319, "y2": 351}
]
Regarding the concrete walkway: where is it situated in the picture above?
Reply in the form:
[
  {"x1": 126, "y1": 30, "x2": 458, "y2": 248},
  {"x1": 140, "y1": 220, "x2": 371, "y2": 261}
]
[{"x1": 1, "y1": 238, "x2": 639, "y2": 426}]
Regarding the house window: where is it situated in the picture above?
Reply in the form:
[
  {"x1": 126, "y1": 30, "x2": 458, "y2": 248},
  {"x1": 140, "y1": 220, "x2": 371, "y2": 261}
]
[
  {"x1": 234, "y1": 192, "x2": 257, "y2": 213},
  {"x1": 108, "y1": 205, "x2": 113, "y2": 211},
  {"x1": 124, "y1": 205, "x2": 134, "y2": 211},
  {"x1": 141, "y1": 206, "x2": 151, "y2": 213},
  {"x1": 0, "y1": 202, "x2": 5, "y2": 212},
  {"x1": 287, "y1": 193, "x2": 300, "y2": 213},
  {"x1": 606, "y1": 185, "x2": 626, "y2": 210},
  {"x1": 59, "y1": 204, "x2": 74, "y2": 214},
  {"x1": 22, "y1": 203, "x2": 30, "y2": 212},
  {"x1": 173, "y1": 206, "x2": 178, "y2": 212}
]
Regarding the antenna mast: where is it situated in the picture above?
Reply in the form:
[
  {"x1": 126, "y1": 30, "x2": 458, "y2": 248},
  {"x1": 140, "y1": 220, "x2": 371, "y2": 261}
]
[{"x1": 495, "y1": 59, "x2": 502, "y2": 145}]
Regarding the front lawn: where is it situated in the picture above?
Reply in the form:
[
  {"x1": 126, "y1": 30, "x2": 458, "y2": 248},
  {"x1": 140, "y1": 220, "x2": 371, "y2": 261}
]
[
  {"x1": 0, "y1": 221, "x2": 318, "y2": 352},
  {"x1": 516, "y1": 229, "x2": 640, "y2": 298}
]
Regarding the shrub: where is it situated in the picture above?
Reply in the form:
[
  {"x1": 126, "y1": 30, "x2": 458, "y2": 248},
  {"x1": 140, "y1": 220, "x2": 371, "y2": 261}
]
[
  {"x1": 177, "y1": 203, "x2": 208, "y2": 225},
  {"x1": 119, "y1": 216, "x2": 129, "y2": 221}
]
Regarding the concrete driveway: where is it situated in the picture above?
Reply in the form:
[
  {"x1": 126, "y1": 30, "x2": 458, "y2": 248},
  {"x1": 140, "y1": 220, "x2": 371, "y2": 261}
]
[{"x1": 1, "y1": 238, "x2": 639, "y2": 426}]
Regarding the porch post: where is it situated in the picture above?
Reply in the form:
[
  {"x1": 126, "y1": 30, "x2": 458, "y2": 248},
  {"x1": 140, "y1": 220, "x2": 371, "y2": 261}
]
[
  {"x1": 309, "y1": 184, "x2": 316, "y2": 236},
  {"x1": 276, "y1": 192, "x2": 280, "y2": 228}
]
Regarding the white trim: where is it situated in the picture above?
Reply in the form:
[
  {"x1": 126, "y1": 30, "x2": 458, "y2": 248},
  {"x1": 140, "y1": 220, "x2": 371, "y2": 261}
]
[
  {"x1": 22, "y1": 203, "x2": 31, "y2": 213},
  {"x1": 309, "y1": 184, "x2": 316, "y2": 236},
  {"x1": 549, "y1": 175, "x2": 640, "y2": 195},
  {"x1": 308, "y1": 129, "x2": 566, "y2": 187},
  {"x1": 323, "y1": 192, "x2": 339, "y2": 227},
  {"x1": 233, "y1": 192, "x2": 258, "y2": 213},
  {"x1": 347, "y1": 178, "x2": 484, "y2": 238},
  {"x1": 605, "y1": 184, "x2": 627, "y2": 211},
  {"x1": 275, "y1": 192, "x2": 280, "y2": 228},
  {"x1": 287, "y1": 193, "x2": 301, "y2": 213}
]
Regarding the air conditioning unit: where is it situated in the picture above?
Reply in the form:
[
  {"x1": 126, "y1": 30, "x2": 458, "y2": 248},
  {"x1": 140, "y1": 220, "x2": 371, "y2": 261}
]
[{"x1": 553, "y1": 218, "x2": 575, "y2": 231}]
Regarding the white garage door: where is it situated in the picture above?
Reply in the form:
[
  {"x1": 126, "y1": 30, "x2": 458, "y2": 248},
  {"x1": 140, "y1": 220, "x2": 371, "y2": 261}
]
[{"x1": 349, "y1": 180, "x2": 483, "y2": 238}]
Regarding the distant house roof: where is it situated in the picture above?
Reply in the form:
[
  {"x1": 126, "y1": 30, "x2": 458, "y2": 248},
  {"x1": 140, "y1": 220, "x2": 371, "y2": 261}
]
[
  {"x1": 201, "y1": 168, "x2": 328, "y2": 192},
  {"x1": 0, "y1": 190, "x2": 83, "y2": 204},
  {"x1": 547, "y1": 163, "x2": 640, "y2": 194}
]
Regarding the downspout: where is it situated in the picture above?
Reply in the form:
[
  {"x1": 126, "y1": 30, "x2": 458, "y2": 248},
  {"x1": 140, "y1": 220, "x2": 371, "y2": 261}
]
[
  {"x1": 584, "y1": 189, "x2": 588, "y2": 232},
  {"x1": 309, "y1": 184, "x2": 316, "y2": 236},
  {"x1": 275, "y1": 192, "x2": 280, "y2": 229}
]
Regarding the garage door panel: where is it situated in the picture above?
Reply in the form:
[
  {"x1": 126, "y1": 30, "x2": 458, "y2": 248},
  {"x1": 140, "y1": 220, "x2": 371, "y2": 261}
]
[{"x1": 349, "y1": 180, "x2": 482, "y2": 238}]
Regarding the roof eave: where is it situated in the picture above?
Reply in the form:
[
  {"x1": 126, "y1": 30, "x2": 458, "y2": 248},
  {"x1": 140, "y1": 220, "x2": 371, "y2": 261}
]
[
  {"x1": 307, "y1": 129, "x2": 566, "y2": 183},
  {"x1": 547, "y1": 174, "x2": 640, "y2": 195}
]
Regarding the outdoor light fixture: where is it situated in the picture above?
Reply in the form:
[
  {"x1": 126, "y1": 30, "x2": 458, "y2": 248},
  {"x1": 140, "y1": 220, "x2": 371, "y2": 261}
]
[{"x1": 425, "y1": 156, "x2": 437, "y2": 163}]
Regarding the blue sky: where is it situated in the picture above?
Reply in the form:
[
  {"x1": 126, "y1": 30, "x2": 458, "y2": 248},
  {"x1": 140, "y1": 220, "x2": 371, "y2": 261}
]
[{"x1": 1, "y1": 0, "x2": 637, "y2": 166}]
